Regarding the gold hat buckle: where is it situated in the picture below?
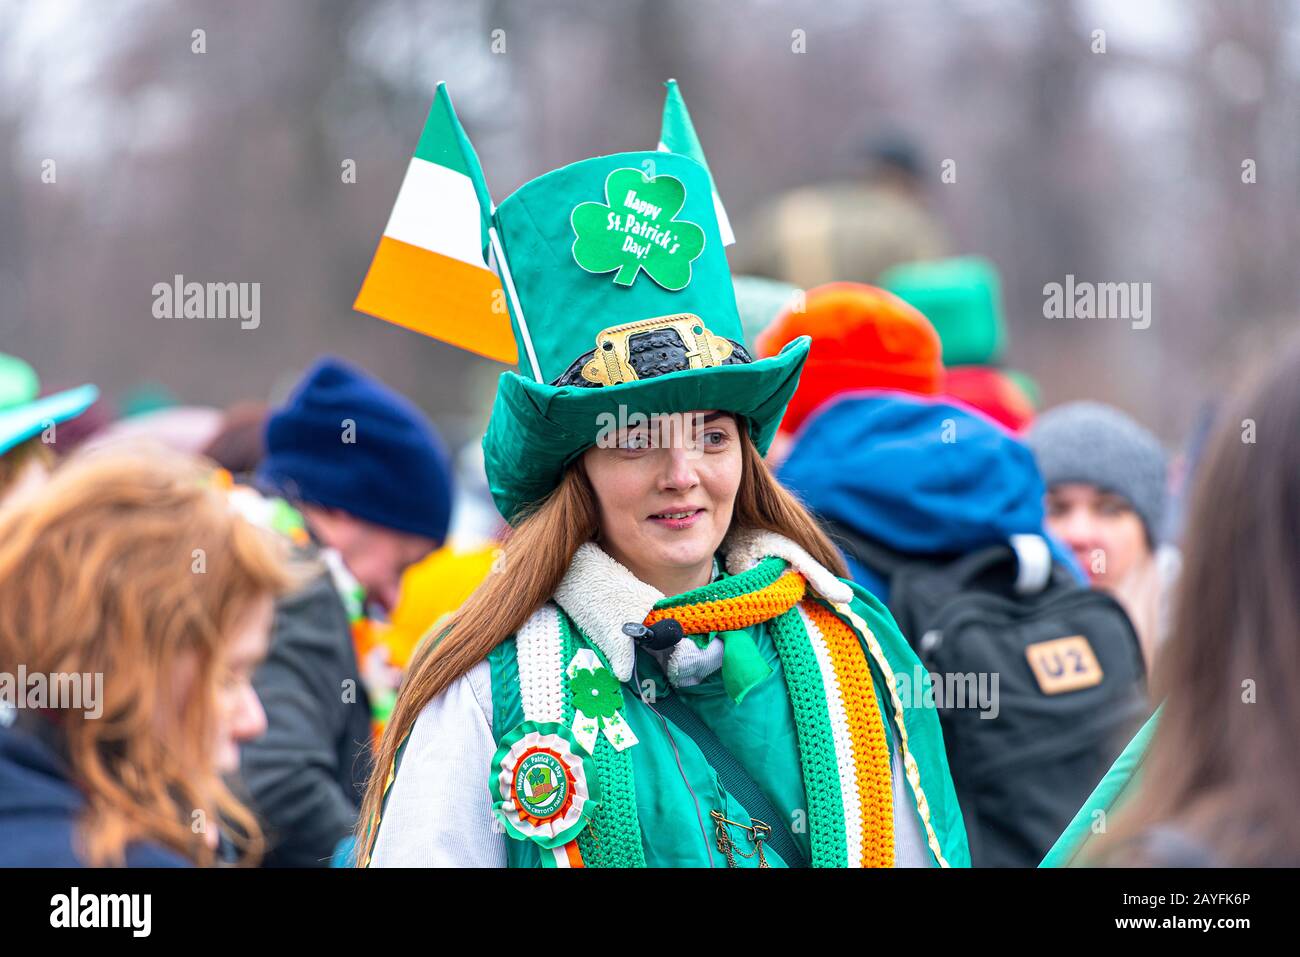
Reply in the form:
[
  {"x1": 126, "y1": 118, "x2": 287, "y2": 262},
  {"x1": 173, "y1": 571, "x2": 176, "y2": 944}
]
[{"x1": 580, "y1": 313, "x2": 735, "y2": 386}]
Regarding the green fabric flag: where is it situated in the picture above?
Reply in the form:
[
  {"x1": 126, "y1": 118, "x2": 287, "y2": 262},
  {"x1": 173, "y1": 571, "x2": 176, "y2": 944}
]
[
  {"x1": 1039, "y1": 707, "x2": 1162, "y2": 867},
  {"x1": 419, "y1": 82, "x2": 496, "y2": 267},
  {"x1": 659, "y1": 79, "x2": 734, "y2": 246}
]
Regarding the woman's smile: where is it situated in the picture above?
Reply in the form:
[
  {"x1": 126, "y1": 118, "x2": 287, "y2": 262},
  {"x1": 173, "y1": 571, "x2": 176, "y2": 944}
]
[{"x1": 647, "y1": 505, "x2": 706, "y2": 530}]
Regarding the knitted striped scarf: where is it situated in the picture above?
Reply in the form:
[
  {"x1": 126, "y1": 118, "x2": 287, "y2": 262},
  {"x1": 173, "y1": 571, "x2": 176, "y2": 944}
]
[{"x1": 536, "y1": 555, "x2": 896, "y2": 868}]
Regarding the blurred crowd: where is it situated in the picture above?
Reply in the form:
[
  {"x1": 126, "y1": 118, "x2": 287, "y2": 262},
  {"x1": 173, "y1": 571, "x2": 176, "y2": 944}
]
[{"x1": 1, "y1": 147, "x2": 1297, "y2": 869}]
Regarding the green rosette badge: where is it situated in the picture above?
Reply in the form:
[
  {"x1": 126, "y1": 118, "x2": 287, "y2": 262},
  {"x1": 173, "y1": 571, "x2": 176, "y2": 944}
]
[
  {"x1": 571, "y1": 168, "x2": 705, "y2": 290},
  {"x1": 490, "y1": 720, "x2": 601, "y2": 850}
]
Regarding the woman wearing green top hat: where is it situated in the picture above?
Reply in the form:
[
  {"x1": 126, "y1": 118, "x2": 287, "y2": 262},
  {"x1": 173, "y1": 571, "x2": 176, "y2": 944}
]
[
  {"x1": 0, "y1": 353, "x2": 98, "y2": 508},
  {"x1": 354, "y1": 82, "x2": 968, "y2": 868}
]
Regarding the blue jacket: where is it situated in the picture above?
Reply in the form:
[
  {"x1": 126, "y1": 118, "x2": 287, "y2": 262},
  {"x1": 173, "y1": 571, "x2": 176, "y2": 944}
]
[
  {"x1": 778, "y1": 392, "x2": 1083, "y2": 602},
  {"x1": 0, "y1": 717, "x2": 190, "y2": 867}
]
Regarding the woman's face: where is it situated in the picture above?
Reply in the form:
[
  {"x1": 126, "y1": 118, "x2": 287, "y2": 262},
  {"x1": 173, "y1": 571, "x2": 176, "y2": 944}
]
[
  {"x1": 1044, "y1": 483, "x2": 1150, "y2": 588},
  {"x1": 582, "y1": 410, "x2": 743, "y2": 593},
  {"x1": 212, "y1": 595, "x2": 274, "y2": 775}
]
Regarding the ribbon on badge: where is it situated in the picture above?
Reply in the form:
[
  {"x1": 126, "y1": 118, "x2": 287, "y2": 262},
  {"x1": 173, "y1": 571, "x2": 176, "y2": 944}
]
[{"x1": 566, "y1": 648, "x2": 639, "y2": 753}]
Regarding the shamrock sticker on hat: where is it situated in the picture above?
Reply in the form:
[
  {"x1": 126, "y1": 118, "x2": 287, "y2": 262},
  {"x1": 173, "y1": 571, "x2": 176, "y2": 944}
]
[{"x1": 571, "y1": 168, "x2": 705, "y2": 291}]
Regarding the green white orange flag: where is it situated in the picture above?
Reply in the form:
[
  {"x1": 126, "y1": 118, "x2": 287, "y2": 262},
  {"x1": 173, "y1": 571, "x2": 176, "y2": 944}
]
[
  {"x1": 354, "y1": 83, "x2": 517, "y2": 364},
  {"x1": 658, "y1": 79, "x2": 734, "y2": 247}
]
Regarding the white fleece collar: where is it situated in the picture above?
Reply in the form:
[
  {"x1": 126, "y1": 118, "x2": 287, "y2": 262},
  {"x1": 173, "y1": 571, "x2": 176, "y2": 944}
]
[
  {"x1": 552, "y1": 543, "x2": 659, "y2": 682},
  {"x1": 721, "y1": 527, "x2": 853, "y2": 605},
  {"x1": 551, "y1": 529, "x2": 852, "y2": 682}
]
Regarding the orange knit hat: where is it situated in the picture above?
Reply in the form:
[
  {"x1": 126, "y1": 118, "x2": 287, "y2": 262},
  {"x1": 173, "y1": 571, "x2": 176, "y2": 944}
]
[{"x1": 756, "y1": 282, "x2": 943, "y2": 435}]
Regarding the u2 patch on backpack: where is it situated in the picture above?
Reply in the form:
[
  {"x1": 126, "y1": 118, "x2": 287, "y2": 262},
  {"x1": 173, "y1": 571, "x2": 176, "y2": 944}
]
[{"x1": 1025, "y1": 635, "x2": 1104, "y2": 695}]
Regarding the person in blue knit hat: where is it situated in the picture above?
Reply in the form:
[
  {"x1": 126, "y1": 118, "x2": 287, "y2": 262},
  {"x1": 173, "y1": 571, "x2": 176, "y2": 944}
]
[
  {"x1": 257, "y1": 356, "x2": 453, "y2": 608},
  {"x1": 238, "y1": 356, "x2": 453, "y2": 867}
]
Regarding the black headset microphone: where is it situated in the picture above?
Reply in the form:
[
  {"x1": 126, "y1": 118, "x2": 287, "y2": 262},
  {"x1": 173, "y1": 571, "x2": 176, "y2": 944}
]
[{"x1": 621, "y1": 618, "x2": 685, "y2": 651}]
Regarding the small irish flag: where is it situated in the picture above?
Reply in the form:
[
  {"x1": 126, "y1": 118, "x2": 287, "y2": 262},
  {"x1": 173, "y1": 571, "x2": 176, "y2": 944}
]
[
  {"x1": 355, "y1": 83, "x2": 517, "y2": 364},
  {"x1": 658, "y1": 79, "x2": 734, "y2": 247}
]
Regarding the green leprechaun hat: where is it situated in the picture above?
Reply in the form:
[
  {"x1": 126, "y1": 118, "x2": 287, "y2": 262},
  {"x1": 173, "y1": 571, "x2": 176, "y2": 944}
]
[
  {"x1": 0, "y1": 353, "x2": 99, "y2": 457},
  {"x1": 354, "y1": 80, "x2": 810, "y2": 523}
]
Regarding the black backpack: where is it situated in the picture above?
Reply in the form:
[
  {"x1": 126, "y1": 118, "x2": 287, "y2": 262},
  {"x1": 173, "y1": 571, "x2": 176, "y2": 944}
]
[{"x1": 824, "y1": 519, "x2": 1150, "y2": 868}]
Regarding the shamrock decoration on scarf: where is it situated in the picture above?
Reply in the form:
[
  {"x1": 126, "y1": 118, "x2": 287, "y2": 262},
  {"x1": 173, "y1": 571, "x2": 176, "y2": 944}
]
[
  {"x1": 566, "y1": 648, "x2": 639, "y2": 754},
  {"x1": 571, "y1": 168, "x2": 705, "y2": 290},
  {"x1": 570, "y1": 665, "x2": 623, "y2": 719}
]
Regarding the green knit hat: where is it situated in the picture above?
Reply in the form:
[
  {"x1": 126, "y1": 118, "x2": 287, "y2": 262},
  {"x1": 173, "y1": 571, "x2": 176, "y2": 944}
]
[
  {"x1": 355, "y1": 81, "x2": 809, "y2": 524},
  {"x1": 880, "y1": 256, "x2": 1005, "y2": 367}
]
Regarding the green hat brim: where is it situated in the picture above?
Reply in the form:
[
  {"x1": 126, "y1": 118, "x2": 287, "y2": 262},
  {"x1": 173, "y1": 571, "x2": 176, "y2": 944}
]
[
  {"x1": 0, "y1": 384, "x2": 99, "y2": 457},
  {"x1": 483, "y1": 336, "x2": 810, "y2": 523}
]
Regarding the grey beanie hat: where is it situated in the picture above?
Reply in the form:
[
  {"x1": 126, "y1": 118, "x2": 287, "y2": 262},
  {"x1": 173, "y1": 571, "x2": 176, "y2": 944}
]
[{"x1": 1026, "y1": 401, "x2": 1168, "y2": 545}]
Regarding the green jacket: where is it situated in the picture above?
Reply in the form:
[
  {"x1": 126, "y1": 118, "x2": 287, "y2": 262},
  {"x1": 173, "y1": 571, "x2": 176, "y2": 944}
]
[
  {"x1": 485, "y1": 534, "x2": 969, "y2": 868},
  {"x1": 368, "y1": 532, "x2": 970, "y2": 868}
]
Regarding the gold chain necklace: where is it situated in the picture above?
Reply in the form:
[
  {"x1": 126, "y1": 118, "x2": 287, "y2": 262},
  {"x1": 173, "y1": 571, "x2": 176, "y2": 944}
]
[{"x1": 710, "y1": 810, "x2": 771, "y2": 868}]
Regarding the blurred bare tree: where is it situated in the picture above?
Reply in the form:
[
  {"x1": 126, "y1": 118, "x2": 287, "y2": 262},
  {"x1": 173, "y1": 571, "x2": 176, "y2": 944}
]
[{"x1": 1, "y1": 0, "x2": 1297, "y2": 447}]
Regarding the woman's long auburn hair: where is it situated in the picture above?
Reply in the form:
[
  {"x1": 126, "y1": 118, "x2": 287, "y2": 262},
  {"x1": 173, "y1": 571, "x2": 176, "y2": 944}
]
[
  {"x1": 0, "y1": 449, "x2": 293, "y2": 866},
  {"x1": 1085, "y1": 338, "x2": 1300, "y2": 866},
  {"x1": 356, "y1": 423, "x2": 846, "y2": 860}
]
